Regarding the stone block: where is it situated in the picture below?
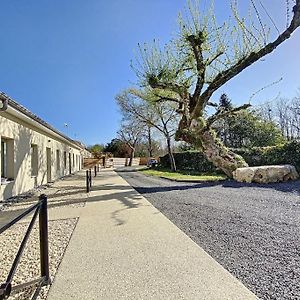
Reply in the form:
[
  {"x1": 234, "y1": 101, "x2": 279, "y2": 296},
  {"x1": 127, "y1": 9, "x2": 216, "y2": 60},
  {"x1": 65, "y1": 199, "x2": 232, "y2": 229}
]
[{"x1": 233, "y1": 165, "x2": 299, "y2": 183}]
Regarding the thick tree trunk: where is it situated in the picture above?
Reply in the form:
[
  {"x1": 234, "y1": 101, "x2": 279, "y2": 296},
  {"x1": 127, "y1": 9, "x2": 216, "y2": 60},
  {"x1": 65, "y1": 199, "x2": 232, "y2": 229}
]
[
  {"x1": 199, "y1": 129, "x2": 248, "y2": 177},
  {"x1": 177, "y1": 116, "x2": 248, "y2": 177},
  {"x1": 166, "y1": 137, "x2": 176, "y2": 172}
]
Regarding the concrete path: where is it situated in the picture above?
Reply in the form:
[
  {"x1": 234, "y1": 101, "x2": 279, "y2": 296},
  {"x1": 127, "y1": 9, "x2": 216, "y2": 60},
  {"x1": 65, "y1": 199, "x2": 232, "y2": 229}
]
[{"x1": 47, "y1": 169, "x2": 258, "y2": 300}]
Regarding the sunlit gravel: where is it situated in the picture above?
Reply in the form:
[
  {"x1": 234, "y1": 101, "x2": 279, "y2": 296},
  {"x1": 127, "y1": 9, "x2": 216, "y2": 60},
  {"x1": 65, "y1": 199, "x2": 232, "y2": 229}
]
[{"x1": 119, "y1": 170, "x2": 300, "y2": 300}]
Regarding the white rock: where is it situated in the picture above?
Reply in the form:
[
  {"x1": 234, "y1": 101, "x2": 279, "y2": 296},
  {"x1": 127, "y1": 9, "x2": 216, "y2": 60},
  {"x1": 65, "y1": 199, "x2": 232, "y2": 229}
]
[{"x1": 233, "y1": 165, "x2": 299, "y2": 183}]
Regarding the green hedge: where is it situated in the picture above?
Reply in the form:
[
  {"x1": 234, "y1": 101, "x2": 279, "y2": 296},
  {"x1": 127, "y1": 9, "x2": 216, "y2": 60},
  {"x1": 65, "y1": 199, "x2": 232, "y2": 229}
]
[
  {"x1": 160, "y1": 141, "x2": 300, "y2": 173},
  {"x1": 159, "y1": 151, "x2": 217, "y2": 173},
  {"x1": 233, "y1": 140, "x2": 300, "y2": 172}
]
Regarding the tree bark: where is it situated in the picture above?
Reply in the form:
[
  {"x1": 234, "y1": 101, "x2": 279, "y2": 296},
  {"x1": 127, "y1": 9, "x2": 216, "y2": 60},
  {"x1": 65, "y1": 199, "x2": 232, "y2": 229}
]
[
  {"x1": 147, "y1": 126, "x2": 153, "y2": 157},
  {"x1": 177, "y1": 116, "x2": 248, "y2": 177},
  {"x1": 199, "y1": 129, "x2": 248, "y2": 177},
  {"x1": 129, "y1": 148, "x2": 135, "y2": 166},
  {"x1": 166, "y1": 137, "x2": 177, "y2": 172}
]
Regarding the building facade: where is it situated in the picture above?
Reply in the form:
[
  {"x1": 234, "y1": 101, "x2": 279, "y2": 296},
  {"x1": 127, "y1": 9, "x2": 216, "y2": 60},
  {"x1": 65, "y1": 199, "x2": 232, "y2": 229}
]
[{"x1": 0, "y1": 93, "x2": 90, "y2": 201}]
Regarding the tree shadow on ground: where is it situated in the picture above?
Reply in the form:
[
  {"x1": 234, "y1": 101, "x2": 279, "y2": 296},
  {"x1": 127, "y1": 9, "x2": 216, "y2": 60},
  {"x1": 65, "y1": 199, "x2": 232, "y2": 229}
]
[
  {"x1": 115, "y1": 168, "x2": 147, "y2": 173},
  {"x1": 133, "y1": 178, "x2": 300, "y2": 196},
  {"x1": 48, "y1": 189, "x2": 146, "y2": 226},
  {"x1": 47, "y1": 188, "x2": 86, "y2": 199},
  {"x1": 46, "y1": 190, "x2": 141, "y2": 210},
  {"x1": 46, "y1": 184, "x2": 132, "y2": 200},
  {"x1": 222, "y1": 179, "x2": 300, "y2": 194},
  {"x1": 0, "y1": 188, "x2": 145, "y2": 228}
]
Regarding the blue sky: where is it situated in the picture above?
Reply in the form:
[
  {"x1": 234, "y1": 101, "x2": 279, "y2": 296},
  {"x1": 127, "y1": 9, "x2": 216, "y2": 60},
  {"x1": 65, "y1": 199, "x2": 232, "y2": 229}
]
[{"x1": 0, "y1": 1, "x2": 299, "y2": 146}]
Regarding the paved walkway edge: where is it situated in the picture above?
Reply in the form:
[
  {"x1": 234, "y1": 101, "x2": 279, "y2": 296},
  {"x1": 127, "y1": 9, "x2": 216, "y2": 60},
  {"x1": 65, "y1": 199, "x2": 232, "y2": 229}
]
[{"x1": 47, "y1": 169, "x2": 258, "y2": 300}]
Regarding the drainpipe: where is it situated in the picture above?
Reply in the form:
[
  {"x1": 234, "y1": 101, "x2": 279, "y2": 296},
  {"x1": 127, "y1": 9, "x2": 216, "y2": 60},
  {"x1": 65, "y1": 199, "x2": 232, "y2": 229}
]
[{"x1": 0, "y1": 98, "x2": 8, "y2": 111}]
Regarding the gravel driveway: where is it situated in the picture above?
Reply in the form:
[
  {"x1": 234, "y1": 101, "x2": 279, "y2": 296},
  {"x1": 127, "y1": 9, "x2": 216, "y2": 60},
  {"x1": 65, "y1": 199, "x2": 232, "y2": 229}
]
[{"x1": 118, "y1": 170, "x2": 300, "y2": 300}]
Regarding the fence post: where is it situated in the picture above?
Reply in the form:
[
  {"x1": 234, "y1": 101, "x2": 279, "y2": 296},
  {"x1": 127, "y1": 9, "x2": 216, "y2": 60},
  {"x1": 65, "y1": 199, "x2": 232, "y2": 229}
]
[
  {"x1": 39, "y1": 194, "x2": 50, "y2": 285},
  {"x1": 86, "y1": 170, "x2": 90, "y2": 193},
  {"x1": 89, "y1": 169, "x2": 92, "y2": 188},
  {"x1": 94, "y1": 165, "x2": 97, "y2": 177}
]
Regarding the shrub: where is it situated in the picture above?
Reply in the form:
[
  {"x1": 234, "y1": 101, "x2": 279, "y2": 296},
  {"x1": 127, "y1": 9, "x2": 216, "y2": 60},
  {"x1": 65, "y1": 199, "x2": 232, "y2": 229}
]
[
  {"x1": 160, "y1": 141, "x2": 300, "y2": 173},
  {"x1": 159, "y1": 151, "x2": 217, "y2": 173},
  {"x1": 233, "y1": 140, "x2": 300, "y2": 172}
]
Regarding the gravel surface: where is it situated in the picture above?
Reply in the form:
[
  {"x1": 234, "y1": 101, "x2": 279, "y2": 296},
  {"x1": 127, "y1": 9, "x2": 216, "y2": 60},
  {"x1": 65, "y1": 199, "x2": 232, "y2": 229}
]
[
  {"x1": 0, "y1": 184, "x2": 86, "y2": 213},
  {"x1": 0, "y1": 218, "x2": 78, "y2": 299},
  {"x1": 0, "y1": 176, "x2": 86, "y2": 228},
  {"x1": 0, "y1": 173, "x2": 86, "y2": 299},
  {"x1": 118, "y1": 170, "x2": 300, "y2": 300}
]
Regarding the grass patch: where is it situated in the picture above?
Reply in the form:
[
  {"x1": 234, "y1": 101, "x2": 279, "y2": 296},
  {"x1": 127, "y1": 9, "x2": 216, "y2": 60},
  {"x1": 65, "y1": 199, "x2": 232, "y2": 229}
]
[{"x1": 140, "y1": 168, "x2": 227, "y2": 181}]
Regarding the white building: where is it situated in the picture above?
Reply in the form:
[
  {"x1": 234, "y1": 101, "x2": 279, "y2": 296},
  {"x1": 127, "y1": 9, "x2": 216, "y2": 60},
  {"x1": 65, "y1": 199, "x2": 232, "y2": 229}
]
[{"x1": 0, "y1": 92, "x2": 90, "y2": 201}]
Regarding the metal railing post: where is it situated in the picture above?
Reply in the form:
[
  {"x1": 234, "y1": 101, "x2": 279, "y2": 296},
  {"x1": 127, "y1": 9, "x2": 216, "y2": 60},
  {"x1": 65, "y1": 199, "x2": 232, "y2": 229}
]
[
  {"x1": 94, "y1": 165, "x2": 97, "y2": 177},
  {"x1": 89, "y1": 169, "x2": 92, "y2": 188},
  {"x1": 38, "y1": 194, "x2": 50, "y2": 285},
  {"x1": 86, "y1": 170, "x2": 90, "y2": 193}
]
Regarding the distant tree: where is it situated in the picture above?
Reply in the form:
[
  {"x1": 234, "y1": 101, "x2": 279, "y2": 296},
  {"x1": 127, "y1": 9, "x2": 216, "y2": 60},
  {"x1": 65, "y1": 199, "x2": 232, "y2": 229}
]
[
  {"x1": 135, "y1": 138, "x2": 161, "y2": 157},
  {"x1": 116, "y1": 90, "x2": 178, "y2": 171},
  {"x1": 259, "y1": 94, "x2": 300, "y2": 140},
  {"x1": 87, "y1": 144, "x2": 104, "y2": 158},
  {"x1": 131, "y1": 0, "x2": 300, "y2": 177},
  {"x1": 177, "y1": 141, "x2": 197, "y2": 152},
  {"x1": 104, "y1": 139, "x2": 131, "y2": 158},
  {"x1": 290, "y1": 95, "x2": 300, "y2": 137},
  {"x1": 214, "y1": 109, "x2": 285, "y2": 148},
  {"x1": 118, "y1": 119, "x2": 144, "y2": 166},
  {"x1": 259, "y1": 101, "x2": 274, "y2": 123},
  {"x1": 219, "y1": 93, "x2": 233, "y2": 111}
]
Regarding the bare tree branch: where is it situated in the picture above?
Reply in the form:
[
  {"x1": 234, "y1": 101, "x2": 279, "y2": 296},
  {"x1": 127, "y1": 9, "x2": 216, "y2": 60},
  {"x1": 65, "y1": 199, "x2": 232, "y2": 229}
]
[
  {"x1": 205, "y1": 51, "x2": 224, "y2": 66},
  {"x1": 192, "y1": 1, "x2": 300, "y2": 118},
  {"x1": 187, "y1": 33, "x2": 206, "y2": 108}
]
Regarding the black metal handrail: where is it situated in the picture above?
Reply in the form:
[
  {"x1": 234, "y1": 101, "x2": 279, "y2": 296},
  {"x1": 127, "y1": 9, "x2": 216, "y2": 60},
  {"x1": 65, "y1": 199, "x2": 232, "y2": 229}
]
[{"x1": 0, "y1": 194, "x2": 50, "y2": 300}]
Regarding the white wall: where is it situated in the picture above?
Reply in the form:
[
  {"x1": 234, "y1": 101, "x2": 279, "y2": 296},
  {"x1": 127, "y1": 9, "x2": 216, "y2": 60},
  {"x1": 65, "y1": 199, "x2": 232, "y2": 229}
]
[{"x1": 0, "y1": 111, "x2": 83, "y2": 201}]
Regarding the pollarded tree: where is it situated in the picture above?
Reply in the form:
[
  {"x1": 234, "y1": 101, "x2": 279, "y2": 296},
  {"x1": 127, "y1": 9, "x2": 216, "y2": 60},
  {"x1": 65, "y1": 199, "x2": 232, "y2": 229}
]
[{"x1": 132, "y1": 0, "x2": 300, "y2": 177}]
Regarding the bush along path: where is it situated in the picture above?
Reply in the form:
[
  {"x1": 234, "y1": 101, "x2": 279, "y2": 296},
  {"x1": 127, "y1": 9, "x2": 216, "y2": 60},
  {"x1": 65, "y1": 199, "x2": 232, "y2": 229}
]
[{"x1": 160, "y1": 140, "x2": 300, "y2": 174}]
